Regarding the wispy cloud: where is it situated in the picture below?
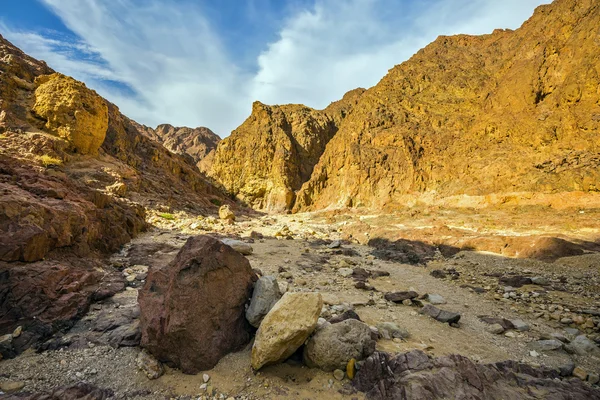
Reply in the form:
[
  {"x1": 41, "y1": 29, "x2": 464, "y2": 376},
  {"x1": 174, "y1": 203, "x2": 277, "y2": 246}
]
[{"x1": 1, "y1": 0, "x2": 549, "y2": 136}]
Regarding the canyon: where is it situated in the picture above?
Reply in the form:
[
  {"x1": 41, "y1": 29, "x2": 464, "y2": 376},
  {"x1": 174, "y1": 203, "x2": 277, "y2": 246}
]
[{"x1": 1, "y1": 0, "x2": 599, "y2": 399}]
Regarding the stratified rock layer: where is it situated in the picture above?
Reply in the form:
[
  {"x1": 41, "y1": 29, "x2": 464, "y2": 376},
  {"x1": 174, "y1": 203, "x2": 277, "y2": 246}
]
[
  {"x1": 139, "y1": 236, "x2": 256, "y2": 374},
  {"x1": 296, "y1": 0, "x2": 600, "y2": 210},
  {"x1": 210, "y1": 89, "x2": 364, "y2": 211}
]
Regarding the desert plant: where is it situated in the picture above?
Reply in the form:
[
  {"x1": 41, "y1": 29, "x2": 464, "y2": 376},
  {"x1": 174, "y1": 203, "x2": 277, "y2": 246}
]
[
  {"x1": 37, "y1": 154, "x2": 63, "y2": 167},
  {"x1": 158, "y1": 212, "x2": 175, "y2": 220}
]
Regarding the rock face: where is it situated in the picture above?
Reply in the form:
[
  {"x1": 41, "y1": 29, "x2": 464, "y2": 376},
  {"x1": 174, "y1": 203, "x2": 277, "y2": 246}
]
[
  {"x1": 245, "y1": 276, "x2": 282, "y2": 328},
  {"x1": 353, "y1": 350, "x2": 600, "y2": 400},
  {"x1": 143, "y1": 124, "x2": 220, "y2": 170},
  {"x1": 251, "y1": 292, "x2": 323, "y2": 370},
  {"x1": 32, "y1": 73, "x2": 108, "y2": 155},
  {"x1": 209, "y1": 89, "x2": 365, "y2": 211},
  {"x1": 295, "y1": 0, "x2": 600, "y2": 210},
  {"x1": 304, "y1": 319, "x2": 376, "y2": 371},
  {"x1": 139, "y1": 235, "x2": 256, "y2": 374}
]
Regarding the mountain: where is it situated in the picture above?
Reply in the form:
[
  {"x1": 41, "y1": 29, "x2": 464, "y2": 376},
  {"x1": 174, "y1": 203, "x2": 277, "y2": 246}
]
[
  {"x1": 143, "y1": 124, "x2": 220, "y2": 172},
  {"x1": 209, "y1": 0, "x2": 600, "y2": 212},
  {"x1": 209, "y1": 88, "x2": 365, "y2": 211},
  {"x1": 0, "y1": 33, "x2": 229, "y2": 346}
]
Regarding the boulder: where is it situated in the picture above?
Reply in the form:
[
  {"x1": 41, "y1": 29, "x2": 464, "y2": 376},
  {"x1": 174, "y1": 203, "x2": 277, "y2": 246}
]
[
  {"x1": 246, "y1": 276, "x2": 282, "y2": 328},
  {"x1": 221, "y1": 238, "x2": 253, "y2": 255},
  {"x1": 251, "y1": 292, "x2": 322, "y2": 370},
  {"x1": 32, "y1": 73, "x2": 108, "y2": 155},
  {"x1": 304, "y1": 319, "x2": 376, "y2": 371},
  {"x1": 139, "y1": 235, "x2": 256, "y2": 374},
  {"x1": 218, "y1": 205, "x2": 235, "y2": 222}
]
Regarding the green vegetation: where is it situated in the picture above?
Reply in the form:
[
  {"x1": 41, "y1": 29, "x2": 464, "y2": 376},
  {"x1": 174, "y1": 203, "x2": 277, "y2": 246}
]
[
  {"x1": 210, "y1": 198, "x2": 222, "y2": 206},
  {"x1": 158, "y1": 212, "x2": 176, "y2": 220},
  {"x1": 37, "y1": 154, "x2": 63, "y2": 167}
]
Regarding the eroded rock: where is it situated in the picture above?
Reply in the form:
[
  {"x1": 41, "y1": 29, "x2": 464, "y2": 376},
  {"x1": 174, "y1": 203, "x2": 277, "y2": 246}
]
[{"x1": 139, "y1": 235, "x2": 256, "y2": 374}]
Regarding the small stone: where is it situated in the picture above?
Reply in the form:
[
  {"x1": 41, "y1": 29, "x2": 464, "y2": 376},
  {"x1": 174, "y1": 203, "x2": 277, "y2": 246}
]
[
  {"x1": 426, "y1": 294, "x2": 446, "y2": 305},
  {"x1": 419, "y1": 304, "x2": 461, "y2": 324},
  {"x1": 136, "y1": 350, "x2": 165, "y2": 380},
  {"x1": 346, "y1": 358, "x2": 356, "y2": 380},
  {"x1": 532, "y1": 339, "x2": 563, "y2": 351},
  {"x1": 529, "y1": 350, "x2": 540, "y2": 357},
  {"x1": 504, "y1": 331, "x2": 517, "y2": 338},
  {"x1": 560, "y1": 318, "x2": 573, "y2": 325},
  {"x1": 203, "y1": 374, "x2": 210, "y2": 383},
  {"x1": 510, "y1": 319, "x2": 530, "y2": 332},
  {"x1": 221, "y1": 238, "x2": 253, "y2": 255},
  {"x1": 588, "y1": 373, "x2": 600, "y2": 385},
  {"x1": 573, "y1": 367, "x2": 588, "y2": 381},
  {"x1": 486, "y1": 323, "x2": 505, "y2": 334},
  {"x1": 126, "y1": 274, "x2": 136, "y2": 282},
  {"x1": 333, "y1": 369, "x2": 345, "y2": 381},
  {"x1": 338, "y1": 268, "x2": 354, "y2": 277},
  {"x1": 12, "y1": 326, "x2": 22, "y2": 338},
  {"x1": 376, "y1": 322, "x2": 410, "y2": 340},
  {"x1": 402, "y1": 299, "x2": 412, "y2": 306},
  {"x1": 565, "y1": 335, "x2": 600, "y2": 356},
  {"x1": 200, "y1": 383, "x2": 208, "y2": 391},
  {"x1": 329, "y1": 240, "x2": 342, "y2": 249},
  {"x1": 531, "y1": 277, "x2": 550, "y2": 286},
  {"x1": 559, "y1": 363, "x2": 575, "y2": 377},
  {"x1": 0, "y1": 381, "x2": 25, "y2": 394}
]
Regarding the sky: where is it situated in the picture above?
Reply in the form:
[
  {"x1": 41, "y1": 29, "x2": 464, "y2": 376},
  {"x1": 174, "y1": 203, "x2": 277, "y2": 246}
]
[{"x1": 0, "y1": 0, "x2": 550, "y2": 137}]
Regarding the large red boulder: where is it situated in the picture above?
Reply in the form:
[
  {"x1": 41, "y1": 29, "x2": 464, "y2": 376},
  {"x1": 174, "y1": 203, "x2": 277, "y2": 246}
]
[{"x1": 139, "y1": 235, "x2": 256, "y2": 374}]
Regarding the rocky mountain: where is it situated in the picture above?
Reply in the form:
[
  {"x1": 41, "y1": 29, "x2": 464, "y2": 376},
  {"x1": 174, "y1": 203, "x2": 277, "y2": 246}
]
[
  {"x1": 209, "y1": 88, "x2": 365, "y2": 211},
  {"x1": 142, "y1": 124, "x2": 220, "y2": 172},
  {"x1": 0, "y1": 33, "x2": 229, "y2": 349},
  {"x1": 209, "y1": 0, "x2": 600, "y2": 212}
]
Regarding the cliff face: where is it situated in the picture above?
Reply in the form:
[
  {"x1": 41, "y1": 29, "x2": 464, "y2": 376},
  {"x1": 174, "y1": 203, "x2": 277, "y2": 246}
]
[
  {"x1": 295, "y1": 0, "x2": 600, "y2": 210},
  {"x1": 209, "y1": 89, "x2": 365, "y2": 211},
  {"x1": 143, "y1": 124, "x2": 220, "y2": 171}
]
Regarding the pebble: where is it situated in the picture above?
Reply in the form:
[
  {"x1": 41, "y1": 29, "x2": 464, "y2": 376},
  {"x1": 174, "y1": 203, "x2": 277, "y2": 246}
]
[
  {"x1": 12, "y1": 326, "x2": 22, "y2": 338},
  {"x1": 333, "y1": 369, "x2": 345, "y2": 381},
  {"x1": 0, "y1": 381, "x2": 25, "y2": 394},
  {"x1": 529, "y1": 350, "x2": 540, "y2": 357},
  {"x1": 573, "y1": 367, "x2": 588, "y2": 381},
  {"x1": 510, "y1": 319, "x2": 530, "y2": 332},
  {"x1": 589, "y1": 373, "x2": 600, "y2": 385},
  {"x1": 338, "y1": 268, "x2": 353, "y2": 277},
  {"x1": 203, "y1": 374, "x2": 210, "y2": 383},
  {"x1": 486, "y1": 323, "x2": 505, "y2": 334}
]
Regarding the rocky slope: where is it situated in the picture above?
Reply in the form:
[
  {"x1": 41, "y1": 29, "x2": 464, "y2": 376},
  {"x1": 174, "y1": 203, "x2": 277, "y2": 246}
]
[
  {"x1": 209, "y1": 88, "x2": 365, "y2": 211},
  {"x1": 142, "y1": 124, "x2": 220, "y2": 172},
  {"x1": 208, "y1": 0, "x2": 600, "y2": 212},
  {"x1": 295, "y1": 0, "x2": 600, "y2": 210},
  {"x1": 0, "y1": 33, "x2": 230, "y2": 351}
]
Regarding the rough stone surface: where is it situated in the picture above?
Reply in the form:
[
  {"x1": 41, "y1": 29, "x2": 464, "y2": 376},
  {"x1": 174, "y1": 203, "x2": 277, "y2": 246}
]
[
  {"x1": 304, "y1": 319, "x2": 376, "y2": 371},
  {"x1": 246, "y1": 276, "x2": 282, "y2": 328},
  {"x1": 139, "y1": 235, "x2": 256, "y2": 374},
  {"x1": 32, "y1": 73, "x2": 108, "y2": 155},
  {"x1": 353, "y1": 350, "x2": 600, "y2": 400},
  {"x1": 251, "y1": 292, "x2": 322, "y2": 370}
]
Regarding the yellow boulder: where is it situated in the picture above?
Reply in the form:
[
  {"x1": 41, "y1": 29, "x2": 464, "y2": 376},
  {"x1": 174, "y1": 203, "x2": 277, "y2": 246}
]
[{"x1": 33, "y1": 73, "x2": 108, "y2": 155}]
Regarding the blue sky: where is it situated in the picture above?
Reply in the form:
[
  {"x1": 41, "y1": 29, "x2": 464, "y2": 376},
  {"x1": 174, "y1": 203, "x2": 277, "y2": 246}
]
[{"x1": 0, "y1": 0, "x2": 549, "y2": 136}]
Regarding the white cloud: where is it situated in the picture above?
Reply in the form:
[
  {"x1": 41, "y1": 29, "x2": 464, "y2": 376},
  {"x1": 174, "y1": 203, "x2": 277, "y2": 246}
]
[{"x1": 1, "y1": 0, "x2": 549, "y2": 136}]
